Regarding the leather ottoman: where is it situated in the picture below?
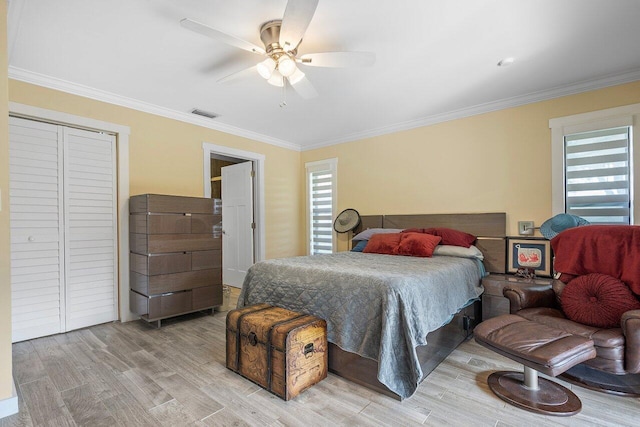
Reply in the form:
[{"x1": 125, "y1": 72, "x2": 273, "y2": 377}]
[{"x1": 475, "y1": 314, "x2": 597, "y2": 416}]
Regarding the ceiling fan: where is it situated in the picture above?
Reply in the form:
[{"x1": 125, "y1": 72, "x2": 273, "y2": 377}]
[{"x1": 180, "y1": 0, "x2": 375, "y2": 99}]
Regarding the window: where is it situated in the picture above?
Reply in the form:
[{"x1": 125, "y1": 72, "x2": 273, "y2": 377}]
[
  {"x1": 550, "y1": 103, "x2": 639, "y2": 225},
  {"x1": 305, "y1": 159, "x2": 337, "y2": 255},
  {"x1": 564, "y1": 127, "x2": 631, "y2": 224}
]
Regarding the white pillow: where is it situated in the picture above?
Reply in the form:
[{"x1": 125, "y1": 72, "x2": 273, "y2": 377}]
[
  {"x1": 433, "y1": 244, "x2": 484, "y2": 260},
  {"x1": 352, "y1": 228, "x2": 403, "y2": 241}
]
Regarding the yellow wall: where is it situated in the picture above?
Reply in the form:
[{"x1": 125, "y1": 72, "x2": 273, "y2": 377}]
[
  {"x1": 302, "y1": 81, "x2": 640, "y2": 251},
  {"x1": 0, "y1": 0, "x2": 12, "y2": 401}
]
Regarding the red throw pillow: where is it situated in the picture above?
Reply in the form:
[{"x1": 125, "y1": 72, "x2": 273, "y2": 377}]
[
  {"x1": 363, "y1": 233, "x2": 402, "y2": 255},
  {"x1": 423, "y1": 227, "x2": 476, "y2": 248},
  {"x1": 560, "y1": 273, "x2": 640, "y2": 328},
  {"x1": 396, "y1": 233, "x2": 442, "y2": 257}
]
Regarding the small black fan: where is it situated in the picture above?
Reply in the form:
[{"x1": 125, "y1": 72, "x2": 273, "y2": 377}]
[{"x1": 333, "y1": 208, "x2": 361, "y2": 233}]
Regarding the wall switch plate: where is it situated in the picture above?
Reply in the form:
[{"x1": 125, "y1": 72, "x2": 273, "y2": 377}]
[{"x1": 518, "y1": 221, "x2": 534, "y2": 235}]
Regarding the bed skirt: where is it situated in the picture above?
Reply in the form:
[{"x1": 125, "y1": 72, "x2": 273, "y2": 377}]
[{"x1": 327, "y1": 300, "x2": 481, "y2": 400}]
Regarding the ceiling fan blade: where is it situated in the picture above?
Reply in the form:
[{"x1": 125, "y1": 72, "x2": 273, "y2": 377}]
[
  {"x1": 217, "y1": 65, "x2": 258, "y2": 84},
  {"x1": 299, "y1": 52, "x2": 376, "y2": 68},
  {"x1": 279, "y1": 0, "x2": 319, "y2": 51},
  {"x1": 181, "y1": 18, "x2": 265, "y2": 55},
  {"x1": 289, "y1": 75, "x2": 318, "y2": 99}
]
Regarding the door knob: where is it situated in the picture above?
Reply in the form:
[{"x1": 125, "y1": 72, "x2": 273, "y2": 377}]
[{"x1": 28, "y1": 236, "x2": 35, "y2": 242}]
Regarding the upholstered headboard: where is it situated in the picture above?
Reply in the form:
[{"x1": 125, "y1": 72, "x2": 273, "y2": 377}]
[{"x1": 354, "y1": 213, "x2": 506, "y2": 274}]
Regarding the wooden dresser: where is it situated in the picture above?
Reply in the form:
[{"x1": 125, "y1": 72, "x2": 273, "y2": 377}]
[{"x1": 129, "y1": 194, "x2": 223, "y2": 326}]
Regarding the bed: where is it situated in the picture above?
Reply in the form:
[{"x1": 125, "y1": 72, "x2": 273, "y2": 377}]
[{"x1": 237, "y1": 213, "x2": 506, "y2": 399}]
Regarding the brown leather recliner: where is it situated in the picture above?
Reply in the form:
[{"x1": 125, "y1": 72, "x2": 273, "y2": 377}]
[{"x1": 504, "y1": 281, "x2": 640, "y2": 394}]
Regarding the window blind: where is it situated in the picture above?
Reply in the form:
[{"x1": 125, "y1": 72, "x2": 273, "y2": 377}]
[
  {"x1": 309, "y1": 169, "x2": 334, "y2": 254},
  {"x1": 564, "y1": 126, "x2": 631, "y2": 224}
]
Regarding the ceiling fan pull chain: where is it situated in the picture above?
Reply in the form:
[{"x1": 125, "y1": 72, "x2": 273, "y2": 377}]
[{"x1": 280, "y1": 78, "x2": 288, "y2": 108}]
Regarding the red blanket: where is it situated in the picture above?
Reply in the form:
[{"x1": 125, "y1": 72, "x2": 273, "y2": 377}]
[{"x1": 551, "y1": 225, "x2": 640, "y2": 296}]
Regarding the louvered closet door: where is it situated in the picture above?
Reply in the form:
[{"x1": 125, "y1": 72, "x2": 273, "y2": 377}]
[
  {"x1": 9, "y1": 117, "x2": 65, "y2": 341},
  {"x1": 63, "y1": 127, "x2": 117, "y2": 331},
  {"x1": 9, "y1": 117, "x2": 118, "y2": 342}
]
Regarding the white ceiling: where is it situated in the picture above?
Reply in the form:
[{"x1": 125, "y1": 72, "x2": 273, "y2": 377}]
[{"x1": 8, "y1": 0, "x2": 640, "y2": 151}]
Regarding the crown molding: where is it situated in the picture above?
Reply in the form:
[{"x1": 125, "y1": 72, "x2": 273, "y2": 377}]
[
  {"x1": 9, "y1": 66, "x2": 640, "y2": 153},
  {"x1": 302, "y1": 68, "x2": 640, "y2": 151},
  {"x1": 8, "y1": 67, "x2": 302, "y2": 152}
]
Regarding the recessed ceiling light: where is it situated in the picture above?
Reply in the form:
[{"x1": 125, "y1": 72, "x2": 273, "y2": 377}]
[{"x1": 497, "y1": 57, "x2": 515, "y2": 67}]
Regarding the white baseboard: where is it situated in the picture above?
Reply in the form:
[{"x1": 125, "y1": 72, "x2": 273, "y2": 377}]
[{"x1": 0, "y1": 378, "x2": 19, "y2": 419}]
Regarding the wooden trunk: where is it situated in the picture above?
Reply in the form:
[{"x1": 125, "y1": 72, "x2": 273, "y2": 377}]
[{"x1": 226, "y1": 304, "x2": 328, "y2": 400}]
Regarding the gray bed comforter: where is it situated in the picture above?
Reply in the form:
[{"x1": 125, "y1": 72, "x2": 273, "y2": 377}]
[{"x1": 237, "y1": 252, "x2": 484, "y2": 399}]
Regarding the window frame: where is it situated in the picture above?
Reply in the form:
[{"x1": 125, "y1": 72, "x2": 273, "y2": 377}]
[
  {"x1": 550, "y1": 103, "x2": 640, "y2": 224},
  {"x1": 305, "y1": 158, "x2": 338, "y2": 255}
]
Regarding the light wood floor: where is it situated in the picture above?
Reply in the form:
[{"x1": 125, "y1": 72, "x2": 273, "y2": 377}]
[{"x1": 2, "y1": 287, "x2": 638, "y2": 426}]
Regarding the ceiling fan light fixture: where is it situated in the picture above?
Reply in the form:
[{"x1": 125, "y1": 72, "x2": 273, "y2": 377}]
[
  {"x1": 257, "y1": 57, "x2": 276, "y2": 79},
  {"x1": 181, "y1": 1, "x2": 373, "y2": 99},
  {"x1": 267, "y1": 70, "x2": 284, "y2": 87},
  {"x1": 278, "y1": 55, "x2": 297, "y2": 77}
]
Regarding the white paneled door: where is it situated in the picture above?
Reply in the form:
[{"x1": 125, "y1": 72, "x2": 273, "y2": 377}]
[
  {"x1": 9, "y1": 117, "x2": 118, "y2": 342},
  {"x1": 221, "y1": 161, "x2": 254, "y2": 287}
]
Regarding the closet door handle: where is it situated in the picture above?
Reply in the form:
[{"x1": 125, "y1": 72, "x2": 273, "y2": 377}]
[{"x1": 28, "y1": 236, "x2": 36, "y2": 242}]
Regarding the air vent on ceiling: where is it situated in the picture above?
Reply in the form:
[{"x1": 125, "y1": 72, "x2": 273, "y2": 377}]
[{"x1": 191, "y1": 108, "x2": 218, "y2": 119}]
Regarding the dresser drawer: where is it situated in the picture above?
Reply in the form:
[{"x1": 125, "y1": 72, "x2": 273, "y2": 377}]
[
  {"x1": 130, "y1": 252, "x2": 221, "y2": 276},
  {"x1": 131, "y1": 269, "x2": 218, "y2": 295},
  {"x1": 130, "y1": 194, "x2": 216, "y2": 214},
  {"x1": 192, "y1": 250, "x2": 222, "y2": 270},
  {"x1": 149, "y1": 291, "x2": 193, "y2": 319},
  {"x1": 130, "y1": 213, "x2": 191, "y2": 234},
  {"x1": 131, "y1": 290, "x2": 193, "y2": 319},
  {"x1": 148, "y1": 234, "x2": 221, "y2": 253},
  {"x1": 192, "y1": 285, "x2": 223, "y2": 310},
  {"x1": 130, "y1": 252, "x2": 192, "y2": 276},
  {"x1": 130, "y1": 213, "x2": 222, "y2": 235},
  {"x1": 191, "y1": 214, "x2": 221, "y2": 234},
  {"x1": 130, "y1": 233, "x2": 221, "y2": 254},
  {"x1": 130, "y1": 286, "x2": 220, "y2": 320}
]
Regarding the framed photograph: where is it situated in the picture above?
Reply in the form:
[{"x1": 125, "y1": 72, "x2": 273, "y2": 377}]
[{"x1": 507, "y1": 237, "x2": 552, "y2": 277}]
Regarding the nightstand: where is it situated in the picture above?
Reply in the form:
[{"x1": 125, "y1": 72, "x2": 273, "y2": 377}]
[{"x1": 481, "y1": 273, "x2": 556, "y2": 320}]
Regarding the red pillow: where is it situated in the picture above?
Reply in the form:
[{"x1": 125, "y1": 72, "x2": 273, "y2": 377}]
[
  {"x1": 560, "y1": 273, "x2": 640, "y2": 328},
  {"x1": 396, "y1": 233, "x2": 441, "y2": 257},
  {"x1": 423, "y1": 227, "x2": 476, "y2": 248},
  {"x1": 363, "y1": 233, "x2": 402, "y2": 255}
]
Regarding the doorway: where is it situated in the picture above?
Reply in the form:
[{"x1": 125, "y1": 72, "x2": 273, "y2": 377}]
[{"x1": 202, "y1": 143, "x2": 265, "y2": 288}]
